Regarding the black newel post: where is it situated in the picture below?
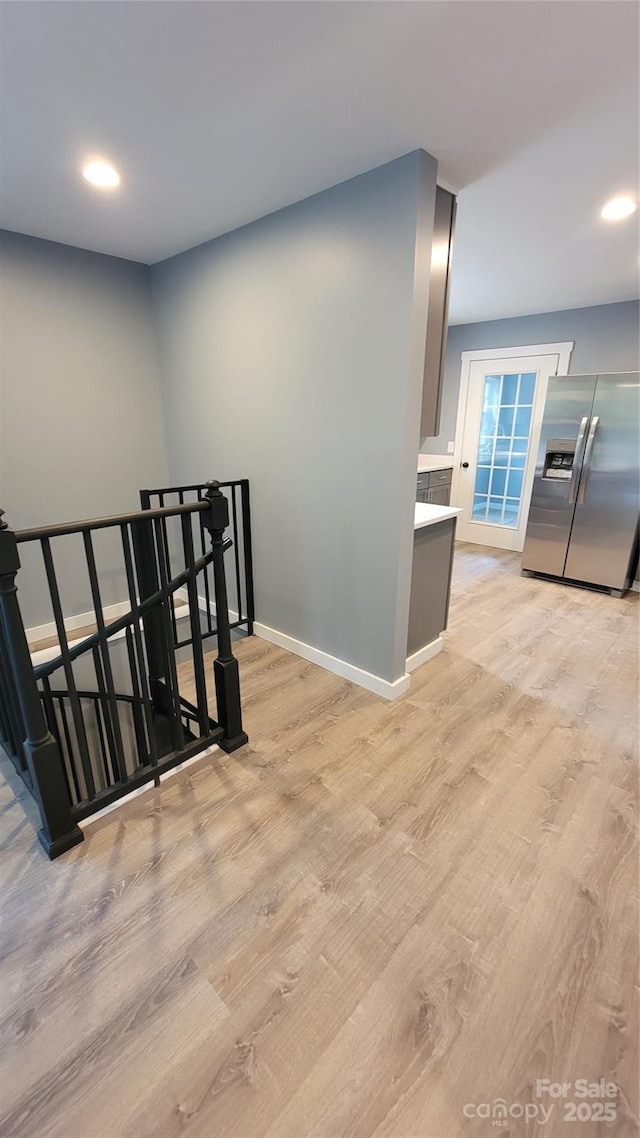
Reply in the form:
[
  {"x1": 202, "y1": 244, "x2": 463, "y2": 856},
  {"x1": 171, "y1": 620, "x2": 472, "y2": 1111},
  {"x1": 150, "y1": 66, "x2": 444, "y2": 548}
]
[
  {"x1": 203, "y1": 482, "x2": 248, "y2": 753},
  {"x1": 0, "y1": 511, "x2": 84, "y2": 858}
]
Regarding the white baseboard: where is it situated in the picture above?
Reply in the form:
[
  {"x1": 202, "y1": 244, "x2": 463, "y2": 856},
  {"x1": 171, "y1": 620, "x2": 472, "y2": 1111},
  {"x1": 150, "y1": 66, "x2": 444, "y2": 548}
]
[
  {"x1": 631, "y1": 580, "x2": 639, "y2": 594},
  {"x1": 406, "y1": 636, "x2": 443, "y2": 673},
  {"x1": 26, "y1": 601, "x2": 132, "y2": 646},
  {"x1": 254, "y1": 621, "x2": 410, "y2": 701},
  {"x1": 175, "y1": 587, "x2": 240, "y2": 626}
]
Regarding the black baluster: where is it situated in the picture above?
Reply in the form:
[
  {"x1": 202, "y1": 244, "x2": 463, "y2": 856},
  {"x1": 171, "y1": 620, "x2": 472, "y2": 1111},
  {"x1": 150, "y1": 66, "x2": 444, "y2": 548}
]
[
  {"x1": 181, "y1": 512, "x2": 209, "y2": 737},
  {"x1": 158, "y1": 495, "x2": 178, "y2": 649},
  {"x1": 131, "y1": 516, "x2": 165, "y2": 712},
  {"x1": 230, "y1": 486, "x2": 242, "y2": 629},
  {"x1": 203, "y1": 482, "x2": 248, "y2": 753},
  {"x1": 0, "y1": 511, "x2": 83, "y2": 858},
  {"x1": 91, "y1": 685, "x2": 112, "y2": 790},
  {"x1": 83, "y1": 532, "x2": 128, "y2": 785},
  {"x1": 153, "y1": 515, "x2": 184, "y2": 756},
  {"x1": 125, "y1": 626, "x2": 148, "y2": 771},
  {"x1": 40, "y1": 538, "x2": 95, "y2": 800},
  {"x1": 198, "y1": 505, "x2": 214, "y2": 637},
  {"x1": 240, "y1": 480, "x2": 255, "y2": 636},
  {"x1": 56, "y1": 690, "x2": 82, "y2": 803},
  {"x1": 120, "y1": 523, "x2": 158, "y2": 771},
  {"x1": 91, "y1": 645, "x2": 120, "y2": 786}
]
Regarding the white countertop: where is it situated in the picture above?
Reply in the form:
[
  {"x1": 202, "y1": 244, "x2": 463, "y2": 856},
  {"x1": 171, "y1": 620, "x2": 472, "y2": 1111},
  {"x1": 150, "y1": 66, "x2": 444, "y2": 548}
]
[
  {"x1": 414, "y1": 502, "x2": 462, "y2": 530},
  {"x1": 417, "y1": 453, "x2": 454, "y2": 473}
]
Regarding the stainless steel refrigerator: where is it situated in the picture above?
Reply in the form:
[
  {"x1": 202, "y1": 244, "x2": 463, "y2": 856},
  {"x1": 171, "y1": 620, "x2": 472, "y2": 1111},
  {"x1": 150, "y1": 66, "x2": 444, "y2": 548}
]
[{"x1": 522, "y1": 372, "x2": 639, "y2": 596}]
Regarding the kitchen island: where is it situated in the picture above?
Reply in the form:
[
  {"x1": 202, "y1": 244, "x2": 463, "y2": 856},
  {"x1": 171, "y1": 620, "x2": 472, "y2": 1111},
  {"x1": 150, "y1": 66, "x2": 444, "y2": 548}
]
[{"x1": 407, "y1": 501, "x2": 462, "y2": 671}]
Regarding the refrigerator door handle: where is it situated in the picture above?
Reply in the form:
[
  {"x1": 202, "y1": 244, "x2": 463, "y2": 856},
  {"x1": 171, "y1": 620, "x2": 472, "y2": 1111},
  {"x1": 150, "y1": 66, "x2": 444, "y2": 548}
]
[
  {"x1": 577, "y1": 415, "x2": 600, "y2": 505},
  {"x1": 568, "y1": 416, "x2": 590, "y2": 505}
]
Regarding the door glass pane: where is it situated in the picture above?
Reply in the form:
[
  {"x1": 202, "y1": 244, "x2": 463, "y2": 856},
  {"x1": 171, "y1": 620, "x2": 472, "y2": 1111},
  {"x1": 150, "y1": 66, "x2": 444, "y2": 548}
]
[
  {"x1": 515, "y1": 405, "x2": 532, "y2": 436},
  {"x1": 472, "y1": 494, "x2": 488, "y2": 519},
  {"x1": 472, "y1": 371, "x2": 537, "y2": 528},
  {"x1": 484, "y1": 375, "x2": 502, "y2": 407},
  {"x1": 501, "y1": 373, "x2": 518, "y2": 404},
  {"x1": 488, "y1": 497, "x2": 504, "y2": 521},
  {"x1": 490, "y1": 467, "x2": 506, "y2": 495},
  {"x1": 507, "y1": 468, "x2": 524, "y2": 497},
  {"x1": 475, "y1": 466, "x2": 490, "y2": 494},
  {"x1": 498, "y1": 405, "x2": 515, "y2": 436},
  {"x1": 503, "y1": 500, "x2": 520, "y2": 526},
  {"x1": 492, "y1": 439, "x2": 510, "y2": 467},
  {"x1": 519, "y1": 372, "x2": 536, "y2": 404}
]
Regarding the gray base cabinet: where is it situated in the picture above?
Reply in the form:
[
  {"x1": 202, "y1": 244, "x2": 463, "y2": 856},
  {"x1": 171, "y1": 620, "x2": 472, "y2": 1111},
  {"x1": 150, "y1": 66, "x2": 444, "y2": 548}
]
[
  {"x1": 407, "y1": 518, "x2": 456, "y2": 657},
  {"x1": 416, "y1": 467, "x2": 452, "y2": 506}
]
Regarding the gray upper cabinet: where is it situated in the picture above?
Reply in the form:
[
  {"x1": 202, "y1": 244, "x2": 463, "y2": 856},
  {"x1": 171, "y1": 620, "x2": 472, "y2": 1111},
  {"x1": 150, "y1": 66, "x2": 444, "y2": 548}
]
[{"x1": 420, "y1": 187, "x2": 456, "y2": 439}]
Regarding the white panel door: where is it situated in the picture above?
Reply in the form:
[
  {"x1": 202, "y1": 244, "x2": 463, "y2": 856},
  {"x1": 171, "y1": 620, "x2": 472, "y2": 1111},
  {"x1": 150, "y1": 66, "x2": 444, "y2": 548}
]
[{"x1": 451, "y1": 345, "x2": 573, "y2": 552}]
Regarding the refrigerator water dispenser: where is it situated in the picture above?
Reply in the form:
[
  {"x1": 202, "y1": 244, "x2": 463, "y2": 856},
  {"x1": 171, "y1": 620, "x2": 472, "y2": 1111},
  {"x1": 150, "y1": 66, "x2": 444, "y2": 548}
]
[{"x1": 543, "y1": 440, "x2": 574, "y2": 480}]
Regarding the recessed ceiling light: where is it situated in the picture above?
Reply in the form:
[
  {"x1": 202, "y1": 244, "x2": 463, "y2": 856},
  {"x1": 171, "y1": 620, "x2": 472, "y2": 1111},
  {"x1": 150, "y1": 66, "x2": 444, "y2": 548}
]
[
  {"x1": 600, "y1": 195, "x2": 637, "y2": 221},
  {"x1": 82, "y1": 161, "x2": 120, "y2": 189}
]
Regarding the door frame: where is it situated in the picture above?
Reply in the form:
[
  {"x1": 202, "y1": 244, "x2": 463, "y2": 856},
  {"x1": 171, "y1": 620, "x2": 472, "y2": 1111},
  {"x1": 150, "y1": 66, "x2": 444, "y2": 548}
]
[{"x1": 451, "y1": 342, "x2": 574, "y2": 550}]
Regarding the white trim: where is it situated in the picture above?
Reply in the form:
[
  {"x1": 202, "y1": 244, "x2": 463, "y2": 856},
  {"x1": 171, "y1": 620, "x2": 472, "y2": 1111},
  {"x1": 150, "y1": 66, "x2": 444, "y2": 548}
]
[
  {"x1": 451, "y1": 341, "x2": 574, "y2": 550},
  {"x1": 254, "y1": 622, "x2": 410, "y2": 701},
  {"x1": 26, "y1": 601, "x2": 132, "y2": 646},
  {"x1": 630, "y1": 580, "x2": 640, "y2": 593},
  {"x1": 458, "y1": 343, "x2": 575, "y2": 365},
  {"x1": 175, "y1": 586, "x2": 239, "y2": 626},
  {"x1": 406, "y1": 636, "x2": 443, "y2": 672}
]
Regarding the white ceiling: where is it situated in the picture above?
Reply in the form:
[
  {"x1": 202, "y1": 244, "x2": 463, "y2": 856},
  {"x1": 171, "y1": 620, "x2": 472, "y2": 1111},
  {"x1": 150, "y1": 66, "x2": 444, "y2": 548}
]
[{"x1": 1, "y1": 1, "x2": 638, "y2": 324}]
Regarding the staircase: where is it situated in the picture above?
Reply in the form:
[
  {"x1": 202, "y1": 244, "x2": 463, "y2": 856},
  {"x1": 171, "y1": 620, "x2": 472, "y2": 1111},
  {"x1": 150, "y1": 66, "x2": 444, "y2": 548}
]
[{"x1": 0, "y1": 479, "x2": 251, "y2": 858}]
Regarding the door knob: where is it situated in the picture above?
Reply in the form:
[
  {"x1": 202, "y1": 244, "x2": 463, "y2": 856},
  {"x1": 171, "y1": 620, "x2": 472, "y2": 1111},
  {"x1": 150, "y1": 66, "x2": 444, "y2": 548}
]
[{"x1": 461, "y1": 461, "x2": 469, "y2": 468}]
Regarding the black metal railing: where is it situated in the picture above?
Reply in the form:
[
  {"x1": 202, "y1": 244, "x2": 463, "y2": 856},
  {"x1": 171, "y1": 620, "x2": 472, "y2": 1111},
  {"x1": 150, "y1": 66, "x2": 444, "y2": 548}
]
[
  {"x1": 0, "y1": 481, "x2": 248, "y2": 859},
  {"x1": 140, "y1": 480, "x2": 254, "y2": 648}
]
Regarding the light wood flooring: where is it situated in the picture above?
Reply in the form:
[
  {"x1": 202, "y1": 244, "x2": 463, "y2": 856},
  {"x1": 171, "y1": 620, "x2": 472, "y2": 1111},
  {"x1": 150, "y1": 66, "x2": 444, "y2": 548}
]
[{"x1": 0, "y1": 544, "x2": 638, "y2": 1138}]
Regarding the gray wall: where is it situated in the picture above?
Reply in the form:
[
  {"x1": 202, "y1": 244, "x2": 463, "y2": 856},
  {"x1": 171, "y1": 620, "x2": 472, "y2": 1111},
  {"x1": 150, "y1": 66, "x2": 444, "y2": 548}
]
[
  {"x1": 151, "y1": 151, "x2": 436, "y2": 683},
  {"x1": 422, "y1": 299, "x2": 640, "y2": 452},
  {"x1": 0, "y1": 230, "x2": 169, "y2": 627}
]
